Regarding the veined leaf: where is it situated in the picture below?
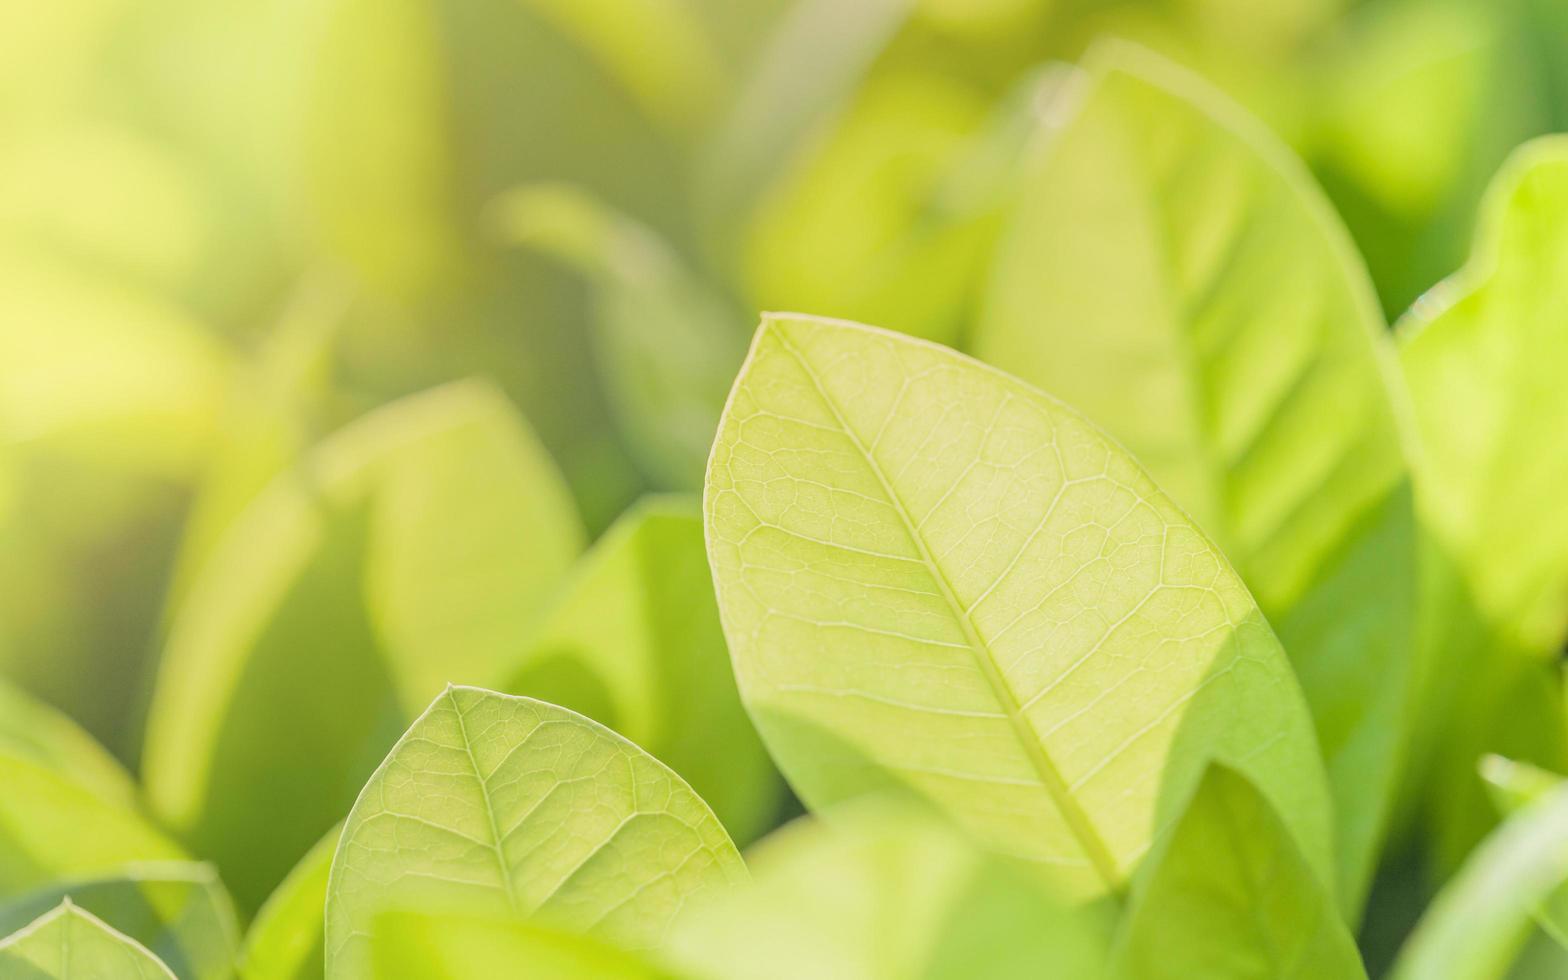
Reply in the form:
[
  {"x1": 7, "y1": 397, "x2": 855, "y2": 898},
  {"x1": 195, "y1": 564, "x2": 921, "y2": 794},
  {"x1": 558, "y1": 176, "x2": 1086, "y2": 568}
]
[
  {"x1": 369, "y1": 912, "x2": 677, "y2": 980},
  {"x1": 1113, "y1": 765, "x2": 1366, "y2": 979},
  {"x1": 668, "y1": 801, "x2": 1112, "y2": 980},
  {"x1": 505, "y1": 495, "x2": 780, "y2": 845},
  {"x1": 242, "y1": 827, "x2": 341, "y2": 980},
  {"x1": 0, "y1": 901, "x2": 177, "y2": 979},
  {"x1": 973, "y1": 40, "x2": 1414, "y2": 911},
  {"x1": 1397, "y1": 137, "x2": 1568, "y2": 870},
  {"x1": 144, "y1": 380, "x2": 583, "y2": 912},
  {"x1": 496, "y1": 185, "x2": 746, "y2": 488},
  {"x1": 324, "y1": 687, "x2": 745, "y2": 980},
  {"x1": 0, "y1": 864, "x2": 239, "y2": 980},
  {"x1": 1390, "y1": 782, "x2": 1568, "y2": 980},
  {"x1": 705, "y1": 313, "x2": 1334, "y2": 902}
]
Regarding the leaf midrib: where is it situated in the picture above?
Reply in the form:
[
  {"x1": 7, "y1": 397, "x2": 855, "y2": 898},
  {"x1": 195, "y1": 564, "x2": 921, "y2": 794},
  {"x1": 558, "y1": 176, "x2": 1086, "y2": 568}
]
[
  {"x1": 447, "y1": 689, "x2": 521, "y2": 913},
  {"x1": 772, "y1": 327, "x2": 1124, "y2": 897}
]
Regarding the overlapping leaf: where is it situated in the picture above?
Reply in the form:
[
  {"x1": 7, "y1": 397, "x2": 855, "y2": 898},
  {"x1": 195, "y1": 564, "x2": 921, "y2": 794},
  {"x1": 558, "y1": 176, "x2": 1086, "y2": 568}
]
[
  {"x1": 324, "y1": 688, "x2": 744, "y2": 980},
  {"x1": 974, "y1": 41, "x2": 1414, "y2": 909},
  {"x1": 705, "y1": 313, "x2": 1334, "y2": 901}
]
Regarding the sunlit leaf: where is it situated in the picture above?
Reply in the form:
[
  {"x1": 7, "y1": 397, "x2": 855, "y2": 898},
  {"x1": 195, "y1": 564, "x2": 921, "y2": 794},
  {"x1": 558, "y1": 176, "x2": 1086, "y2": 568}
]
[
  {"x1": 144, "y1": 381, "x2": 582, "y2": 912},
  {"x1": 1398, "y1": 136, "x2": 1568, "y2": 870},
  {"x1": 369, "y1": 912, "x2": 677, "y2": 980},
  {"x1": 324, "y1": 687, "x2": 744, "y2": 980},
  {"x1": 668, "y1": 801, "x2": 1112, "y2": 980},
  {"x1": 704, "y1": 313, "x2": 1334, "y2": 903},
  {"x1": 973, "y1": 41, "x2": 1414, "y2": 910},
  {"x1": 0, "y1": 864, "x2": 239, "y2": 980},
  {"x1": 1390, "y1": 782, "x2": 1568, "y2": 980},
  {"x1": 504, "y1": 495, "x2": 779, "y2": 844},
  {"x1": 0, "y1": 675, "x2": 136, "y2": 808},
  {"x1": 242, "y1": 826, "x2": 340, "y2": 980},
  {"x1": 0, "y1": 901, "x2": 177, "y2": 979},
  {"x1": 1113, "y1": 765, "x2": 1366, "y2": 978}
]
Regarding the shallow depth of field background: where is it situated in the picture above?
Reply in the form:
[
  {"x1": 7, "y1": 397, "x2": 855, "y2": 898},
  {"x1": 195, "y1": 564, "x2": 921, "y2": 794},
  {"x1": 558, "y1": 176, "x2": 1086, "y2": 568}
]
[{"x1": 2, "y1": 0, "x2": 1565, "y2": 966}]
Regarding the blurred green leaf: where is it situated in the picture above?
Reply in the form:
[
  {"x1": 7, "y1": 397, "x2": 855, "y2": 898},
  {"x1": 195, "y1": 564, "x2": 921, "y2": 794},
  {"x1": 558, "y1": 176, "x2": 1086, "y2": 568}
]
[
  {"x1": 1398, "y1": 136, "x2": 1568, "y2": 871},
  {"x1": 324, "y1": 688, "x2": 745, "y2": 979},
  {"x1": 0, "y1": 901, "x2": 178, "y2": 979},
  {"x1": 1391, "y1": 782, "x2": 1568, "y2": 980},
  {"x1": 369, "y1": 912, "x2": 677, "y2": 980},
  {"x1": 705, "y1": 313, "x2": 1334, "y2": 902},
  {"x1": 0, "y1": 864, "x2": 239, "y2": 980},
  {"x1": 144, "y1": 381, "x2": 582, "y2": 912},
  {"x1": 504, "y1": 495, "x2": 779, "y2": 845},
  {"x1": 497, "y1": 185, "x2": 745, "y2": 488},
  {"x1": 668, "y1": 801, "x2": 1112, "y2": 980},
  {"x1": 974, "y1": 40, "x2": 1415, "y2": 912},
  {"x1": 0, "y1": 676, "x2": 137, "y2": 809},
  {"x1": 1112, "y1": 765, "x2": 1365, "y2": 979},
  {"x1": 241, "y1": 827, "x2": 340, "y2": 980}
]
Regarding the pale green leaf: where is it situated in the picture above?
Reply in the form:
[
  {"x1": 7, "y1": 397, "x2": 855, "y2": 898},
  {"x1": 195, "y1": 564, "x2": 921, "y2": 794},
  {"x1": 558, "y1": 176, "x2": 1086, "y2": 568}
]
[
  {"x1": 0, "y1": 756, "x2": 185, "y2": 899},
  {"x1": 668, "y1": 801, "x2": 1112, "y2": 980},
  {"x1": 973, "y1": 40, "x2": 1414, "y2": 910},
  {"x1": 496, "y1": 185, "x2": 746, "y2": 488},
  {"x1": 144, "y1": 381, "x2": 583, "y2": 912},
  {"x1": 504, "y1": 495, "x2": 779, "y2": 845},
  {"x1": 704, "y1": 313, "x2": 1334, "y2": 903},
  {"x1": 1479, "y1": 758, "x2": 1568, "y2": 955},
  {"x1": 241, "y1": 827, "x2": 340, "y2": 980},
  {"x1": 368, "y1": 912, "x2": 676, "y2": 980},
  {"x1": 1391, "y1": 784, "x2": 1568, "y2": 980},
  {"x1": 324, "y1": 687, "x2": 745, "y2": 980},
  {"x1": 0, "y1": 675, "x2": 135, "y2": 809},
  {"x1": 0, "y1": 864, "x2": 239, "y2": 980},
  {"x1": 1398, "y1": 136, "x2": 1568, "y2": 870},
  {"x1": 1113, "y1": 765, "x2": 1366, "y2": 979},
  {"x1": 0, "y1": 902, "x2": 177, "y2": 980}
]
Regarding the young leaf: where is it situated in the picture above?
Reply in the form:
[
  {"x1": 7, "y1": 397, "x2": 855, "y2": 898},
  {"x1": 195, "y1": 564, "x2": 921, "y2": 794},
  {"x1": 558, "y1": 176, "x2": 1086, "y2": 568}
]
[
  {"x1": 324, "y1": 687, "x2": 745, "y2": 980},
  {"x1": 667, "y1": 801, "x2": 1112, "y2": 980},
  {"x1": 242, "y1": 826, "x2": 341, "y2": 980},
  {"x1": 1112, "y1": 765, "x2": 1366, "y2": 979},
  {"x1": 1398, "y1": 136, "x2": 1568, "y2": 869},
  {"x1": 144, "y1": 380, "x2": 583, "y2": 912},
  {"x1": 368, "y1": 912, "x2": 677, "y2": 980},
  {"x1": 0, "y1": 864, "x2": 239, "y2": 980},
  {"x1": 1390, "y1": 782, "x2": 1568, "y2": 980},
  {"x1": 496, "y1": 185, "x2": 746, "y2": 488},
  {"x1": 973, "y1": 40, "x2": 1415, "y2": 910},
  {"x1": 0, "y1": 901, "x2": 177, "y2": 979},
  {"x1": 705, "y1": 313, "x2": 1334, "y2": 902},
  {"x1": 504, "y1": 495, "x2": 780, "y2": 845}
]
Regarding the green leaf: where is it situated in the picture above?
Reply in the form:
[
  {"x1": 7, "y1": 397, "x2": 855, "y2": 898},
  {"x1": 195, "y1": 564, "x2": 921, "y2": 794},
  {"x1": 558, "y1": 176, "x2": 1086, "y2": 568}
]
[
  {"x1": 0, "y1": 676, "x2": 135, "y2": 809},
  {"x1": 368, "y1": 912, "x2": 677, "y2": 980},
  {"x1": 1112, "y1": 765, "x2": 1366, "y2": 979},
  {"x1": 504, "y1": 495, "x2": 779, "y2": 845},
  {"x1": 0, "y1": 864, "x2": 239, "y2": 980},
  {"x1": 668, "y1": 801, "x2": 1112, "y2": 980},
  {"x1": 1397, "y1": 136, "x2": 1568, "y2": 870},
  {"x1": 972, "y1": 40, "x2": 1414, "y2": 910},
  {"x1": 1479, "y1": 758, "x2": 1568, "y2": 955},
  {"x1": 144, "y1": 380, "x2": 583, "y2": 912},
  {"x1": 0, "y1": 755, "x2": 185, "y2": 899},
  {"x1": 1390, "y1": 783, "x2": 1568, "y2": 980},
  {"x1": 242, "y1": 827, "x2": 341, "y2": 980},
  {"x1": 324, "y1": 687, "x2": 745, "y2": 980},
  {"x1": 496, "y1": 186, "x2": 746, "y2": 488},
  {"x1": 0, "y1": 901, "x2": 177, "y2": 979},
  {"x1": 704, "y1": 313, "x2": 1334, "y2": 904}
]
